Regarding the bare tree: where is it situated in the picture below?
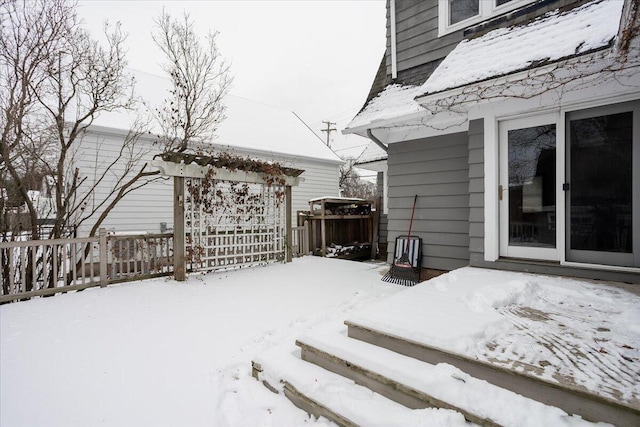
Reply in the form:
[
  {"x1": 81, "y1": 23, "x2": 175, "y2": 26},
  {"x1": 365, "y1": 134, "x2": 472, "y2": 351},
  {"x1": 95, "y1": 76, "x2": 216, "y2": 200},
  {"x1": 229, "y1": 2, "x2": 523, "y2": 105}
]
[
  {"x1": 0, "y1": 0, "x2": 170, "y2": 243},
  {"x1": 152, "y1": 10, "x2": 233, "y2": 152},
  {"x1": 339, "y1": 158, "x2": 377, "y2": 200}
]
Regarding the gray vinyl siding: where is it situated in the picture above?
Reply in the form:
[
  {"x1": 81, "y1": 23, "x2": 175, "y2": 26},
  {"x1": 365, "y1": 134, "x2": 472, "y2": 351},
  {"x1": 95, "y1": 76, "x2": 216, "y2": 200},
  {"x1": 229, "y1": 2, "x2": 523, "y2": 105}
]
[
  {"x1": 468, "y1": 119, "x2": 485, "y2": 264},
  {"x1": 386, "y1": 133, "x2": 470, "y2": 271},
  {"x1": 385, "y1": 0, "x2": 465, "y2": 86},
  {"x1": 380, "y1": 0, "x2": 583, "y2": 88}
]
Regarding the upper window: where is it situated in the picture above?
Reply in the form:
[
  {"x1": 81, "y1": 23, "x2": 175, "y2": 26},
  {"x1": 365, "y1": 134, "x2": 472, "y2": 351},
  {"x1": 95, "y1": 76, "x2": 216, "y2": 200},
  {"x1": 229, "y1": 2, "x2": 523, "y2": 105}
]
[{"x1": 439, "y1": 0, "x2": 534, "y2": 36}]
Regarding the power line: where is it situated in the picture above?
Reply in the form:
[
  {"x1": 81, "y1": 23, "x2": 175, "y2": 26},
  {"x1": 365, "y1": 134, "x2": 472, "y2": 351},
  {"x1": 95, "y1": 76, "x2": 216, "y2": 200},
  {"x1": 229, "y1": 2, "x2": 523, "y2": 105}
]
[
  {"x1": 333, "y1": 143, "x2": 369, "y2": 152},
  {"x1": 292, "y1": 112, "x2": 325, "y2": 144}
]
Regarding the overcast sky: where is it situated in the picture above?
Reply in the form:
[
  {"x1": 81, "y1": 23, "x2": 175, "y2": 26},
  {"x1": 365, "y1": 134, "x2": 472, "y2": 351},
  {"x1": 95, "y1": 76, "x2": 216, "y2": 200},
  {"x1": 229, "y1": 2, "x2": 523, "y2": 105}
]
[{"x1": 77, "y1": 0, "x2": 386, "y2": 162}]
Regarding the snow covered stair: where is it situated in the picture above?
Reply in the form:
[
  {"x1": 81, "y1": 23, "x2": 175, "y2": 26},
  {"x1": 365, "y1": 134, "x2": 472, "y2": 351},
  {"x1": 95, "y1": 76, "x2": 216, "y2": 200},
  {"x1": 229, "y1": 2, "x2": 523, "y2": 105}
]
[
  {"x1": 252, "y1": 343, "x2": 468, "y2": 427},
  {"x1": 253, "y1": 324, "x2": 602, "y2": 427},
  {"x1": 344, "y1": 320, "x2": 639, "y2": 426},
  {"x1": 252, "y1": 267, "x2": 640, "y2": 426}
]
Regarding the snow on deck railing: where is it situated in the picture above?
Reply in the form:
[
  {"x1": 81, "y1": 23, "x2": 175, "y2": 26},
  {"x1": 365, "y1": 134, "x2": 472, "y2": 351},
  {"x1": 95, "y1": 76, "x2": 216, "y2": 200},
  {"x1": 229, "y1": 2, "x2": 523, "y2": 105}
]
[{"x1": 0, "y1": 229, "x2": 174, "y2": 304}]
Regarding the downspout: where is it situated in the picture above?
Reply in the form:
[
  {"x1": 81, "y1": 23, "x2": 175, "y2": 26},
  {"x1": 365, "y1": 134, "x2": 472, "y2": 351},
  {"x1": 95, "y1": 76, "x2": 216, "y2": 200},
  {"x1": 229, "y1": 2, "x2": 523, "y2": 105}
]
[
  {"x1": 390, "y1": 0, "x2": 398, "y2": 80},
  {"x1": 367, "y1": 128, "x2": 388, "y2": 153}
]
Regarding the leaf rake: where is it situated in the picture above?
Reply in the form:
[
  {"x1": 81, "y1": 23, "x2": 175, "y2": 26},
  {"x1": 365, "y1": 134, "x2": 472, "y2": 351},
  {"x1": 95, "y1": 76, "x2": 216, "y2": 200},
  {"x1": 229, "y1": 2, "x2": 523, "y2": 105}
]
[{"x1": 382, "y1": 195, "x2": 421, "y2": 286}]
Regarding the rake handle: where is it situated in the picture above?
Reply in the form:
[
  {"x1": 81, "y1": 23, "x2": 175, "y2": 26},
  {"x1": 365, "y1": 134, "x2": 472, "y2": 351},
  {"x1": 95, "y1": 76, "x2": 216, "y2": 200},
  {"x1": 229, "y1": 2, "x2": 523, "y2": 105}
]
[{"x1": 404, "y1": 195, "x2": 417, "y2": 254}]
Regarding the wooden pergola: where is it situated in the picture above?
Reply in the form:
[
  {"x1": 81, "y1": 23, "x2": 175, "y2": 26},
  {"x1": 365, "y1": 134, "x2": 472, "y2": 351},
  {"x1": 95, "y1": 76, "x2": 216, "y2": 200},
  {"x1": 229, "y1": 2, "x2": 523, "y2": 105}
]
[{"x1": 152, "y1": 152, "x2": 303, "y2": 281}]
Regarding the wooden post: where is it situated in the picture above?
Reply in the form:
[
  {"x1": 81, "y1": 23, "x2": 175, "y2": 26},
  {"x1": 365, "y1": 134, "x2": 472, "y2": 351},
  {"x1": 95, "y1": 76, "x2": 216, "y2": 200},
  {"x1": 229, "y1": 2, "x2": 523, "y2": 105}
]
[
  {"x1": 285, "y1": 186, "x2": 293, "y2": 263},
  {"x1": 99, "y1": 228, "x2": 108, "y2": 287},
  {"x1": 320, "y1": 199, "x2": 326, "y2": 257},
  {"x1": 174, "y1": 176, "x2": 186, "y2": 281}
]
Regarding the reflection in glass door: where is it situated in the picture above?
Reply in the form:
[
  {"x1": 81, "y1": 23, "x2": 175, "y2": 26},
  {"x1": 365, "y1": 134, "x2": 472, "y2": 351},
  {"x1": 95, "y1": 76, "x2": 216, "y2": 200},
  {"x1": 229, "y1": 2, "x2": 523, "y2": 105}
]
[
  {"x1": 566, "y1": 103, "x2": 638, "y2": 267},
  {"x1": 499, "y1": 115, "x2": 558, "y2": 260}
]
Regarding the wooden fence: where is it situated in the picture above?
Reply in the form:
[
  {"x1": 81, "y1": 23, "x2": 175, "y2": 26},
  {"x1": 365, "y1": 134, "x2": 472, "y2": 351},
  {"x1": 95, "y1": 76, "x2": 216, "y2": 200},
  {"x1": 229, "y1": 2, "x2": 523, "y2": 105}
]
[{"x1": 0, "y1": 229, "x2": 173, "y2": 303}]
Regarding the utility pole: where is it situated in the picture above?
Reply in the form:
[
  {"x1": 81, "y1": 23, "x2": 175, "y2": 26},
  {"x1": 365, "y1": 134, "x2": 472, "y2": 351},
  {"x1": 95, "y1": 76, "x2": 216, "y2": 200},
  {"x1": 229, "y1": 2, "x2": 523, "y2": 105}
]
[{"x1": 321, "y1": 121, "x2": 336, "y2": 148}]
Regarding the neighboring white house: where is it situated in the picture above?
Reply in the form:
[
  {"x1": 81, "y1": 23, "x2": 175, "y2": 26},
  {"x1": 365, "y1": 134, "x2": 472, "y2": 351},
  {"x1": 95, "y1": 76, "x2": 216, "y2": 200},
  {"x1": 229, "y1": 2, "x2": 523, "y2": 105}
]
[{"x1": 71, "y1": 70, "x2": 343, "y2": 236}]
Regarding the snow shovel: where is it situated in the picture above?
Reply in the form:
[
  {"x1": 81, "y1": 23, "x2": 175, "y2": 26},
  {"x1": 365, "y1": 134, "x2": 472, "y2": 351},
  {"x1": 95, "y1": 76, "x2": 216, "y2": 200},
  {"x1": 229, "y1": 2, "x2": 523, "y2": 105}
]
[{"x1": 382, "y1": 195, "x2": 422, "y2": 286}]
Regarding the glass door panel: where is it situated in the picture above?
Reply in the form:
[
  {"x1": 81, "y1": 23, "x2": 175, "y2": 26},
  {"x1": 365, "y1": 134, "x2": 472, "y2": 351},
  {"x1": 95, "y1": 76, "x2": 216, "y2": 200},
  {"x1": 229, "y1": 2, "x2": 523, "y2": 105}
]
[
  {"x1": 499, "y1": 115, "x2": 558, "y2": 260},
  {"x1": 508, "y1": 125, "x2": 556, "y2": 247},
  {"x1": 566, "y1": 103, "x2": 638, "y2": 267}
]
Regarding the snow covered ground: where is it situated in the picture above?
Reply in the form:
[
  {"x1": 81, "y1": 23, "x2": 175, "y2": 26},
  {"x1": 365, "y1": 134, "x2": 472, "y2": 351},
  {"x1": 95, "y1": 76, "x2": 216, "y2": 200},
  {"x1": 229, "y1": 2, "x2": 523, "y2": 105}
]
[
  {"x1": 2, "y1": 258, "x2": 638, "y2": 426},
  {"x1": 0, "y1": 257, "x2": 402, "y2": 427}
]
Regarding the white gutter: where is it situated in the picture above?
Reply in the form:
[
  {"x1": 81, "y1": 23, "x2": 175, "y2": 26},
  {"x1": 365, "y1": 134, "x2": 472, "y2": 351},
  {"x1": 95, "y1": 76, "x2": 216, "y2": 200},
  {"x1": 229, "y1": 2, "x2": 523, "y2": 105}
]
[{"x1": 390, "y1": 0, "x2": 398, "y2": 80}]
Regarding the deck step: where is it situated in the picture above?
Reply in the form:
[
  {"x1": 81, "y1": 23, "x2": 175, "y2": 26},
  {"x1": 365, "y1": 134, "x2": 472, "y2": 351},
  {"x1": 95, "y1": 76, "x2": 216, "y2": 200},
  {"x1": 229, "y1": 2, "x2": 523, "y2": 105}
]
[
  {"x1": 251, "y1": 344, "x2": 468, "y2": 427},
  {"x1": 346, "y1": 320, "x2": 640, "y2": 427},
  {"x1": 297, "y1": 324, "x2": 601, "y2": 427}
]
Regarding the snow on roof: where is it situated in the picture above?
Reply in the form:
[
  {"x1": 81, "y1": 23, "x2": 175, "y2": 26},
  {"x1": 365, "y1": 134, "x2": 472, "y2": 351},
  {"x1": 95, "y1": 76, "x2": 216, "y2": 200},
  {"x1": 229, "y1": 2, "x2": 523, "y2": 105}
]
[
  {"x1": 90, "y1": 70, "x2": 342, "y2": 163},
  {"x1": 344, "y1": 84, "x2": 424, "y2": 131},
  {"x1": 420, "y1": 0, "x2": 624, "y2": 96},
  {"x1": 355, "y1": 141, "x2": 387, "y2": 164}
]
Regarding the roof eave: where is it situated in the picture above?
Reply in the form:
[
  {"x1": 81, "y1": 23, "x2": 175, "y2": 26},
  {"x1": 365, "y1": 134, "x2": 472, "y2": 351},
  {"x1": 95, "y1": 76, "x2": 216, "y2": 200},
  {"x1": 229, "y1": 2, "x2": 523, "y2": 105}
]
[{"x1": 342, "y1": 110, "x2": 429, "y2": 136}]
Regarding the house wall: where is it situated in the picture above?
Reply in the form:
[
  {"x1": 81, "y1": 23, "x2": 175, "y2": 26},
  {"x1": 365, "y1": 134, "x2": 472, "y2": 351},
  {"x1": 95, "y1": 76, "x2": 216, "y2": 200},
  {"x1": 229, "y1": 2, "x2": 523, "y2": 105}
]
[
  {"x1": 291, "y1": 159, "x2": 341, "y2": 217},
  {"x1": 387, "y1": 133, "x2": 470, "y2": 271},
  {"x1": 386, "y1": 0, "x2": 463, "y2": 86},
  {"x1": 73, "y1": 131, "x2": 173, "y2": 236},
  {"x1": 73, "y1": 130, "x2": 340, "y2": 236},
  {"x1": 381, "y1": 0, "x2": 584, "y2": 90}
]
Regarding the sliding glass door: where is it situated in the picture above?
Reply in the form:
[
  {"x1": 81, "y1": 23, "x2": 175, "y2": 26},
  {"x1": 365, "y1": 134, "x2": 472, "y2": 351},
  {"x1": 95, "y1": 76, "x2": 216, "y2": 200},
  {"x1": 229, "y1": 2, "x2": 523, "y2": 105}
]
[{"x1": 566, "y1": 102, "x2": 639, "y2": 267}]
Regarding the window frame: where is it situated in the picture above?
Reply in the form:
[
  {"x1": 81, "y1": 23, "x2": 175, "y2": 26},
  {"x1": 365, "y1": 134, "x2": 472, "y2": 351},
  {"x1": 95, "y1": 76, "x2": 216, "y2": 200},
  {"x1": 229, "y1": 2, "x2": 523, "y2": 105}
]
[{"x1": 438, "y1": 0, "x2": 536, "y2": 37}]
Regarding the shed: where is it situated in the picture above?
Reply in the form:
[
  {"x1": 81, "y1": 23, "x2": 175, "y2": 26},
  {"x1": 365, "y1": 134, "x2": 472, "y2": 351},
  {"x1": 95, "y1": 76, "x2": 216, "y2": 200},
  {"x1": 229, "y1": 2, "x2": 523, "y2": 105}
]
[{"x1": 302, "y1": 197, "x2": 376, "y2": 260}]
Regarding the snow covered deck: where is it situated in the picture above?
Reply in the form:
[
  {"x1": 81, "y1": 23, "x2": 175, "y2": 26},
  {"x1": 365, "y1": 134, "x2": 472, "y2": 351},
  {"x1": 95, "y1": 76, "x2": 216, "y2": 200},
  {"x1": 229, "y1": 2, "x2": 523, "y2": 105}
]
[
  {"x1": 344, "y1": 267, "x2": 639, "y2": 422},
  {"x1": 253, "y1": 265, "x2": 640, "y2": 426}
]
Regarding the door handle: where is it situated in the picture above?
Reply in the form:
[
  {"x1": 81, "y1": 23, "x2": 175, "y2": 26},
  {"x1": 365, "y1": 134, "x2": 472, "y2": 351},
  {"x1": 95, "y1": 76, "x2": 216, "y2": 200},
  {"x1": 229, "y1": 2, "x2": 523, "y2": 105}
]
[{"x1": 499, "y1": 185, "x2": 503, "y2": 201}]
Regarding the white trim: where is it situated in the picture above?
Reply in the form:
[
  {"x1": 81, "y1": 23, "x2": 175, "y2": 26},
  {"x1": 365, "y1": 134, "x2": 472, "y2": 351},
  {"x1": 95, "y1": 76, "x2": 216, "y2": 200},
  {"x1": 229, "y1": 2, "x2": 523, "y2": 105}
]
[
  {"x1": 438, "y1": 0, "x2": 536, "y2": 37},
  {"x1": 484, "y1": 115, "x2": 499, "y2": 261},
  {"x1": 382, "y1": 167, "x2": 389, "y2": 215},
  {"x1": 390, "y1": 0, "x2": 398, "y2": 80},
  {"x1": 556, "y1": 112, "x2": 567, "y2": 265}
]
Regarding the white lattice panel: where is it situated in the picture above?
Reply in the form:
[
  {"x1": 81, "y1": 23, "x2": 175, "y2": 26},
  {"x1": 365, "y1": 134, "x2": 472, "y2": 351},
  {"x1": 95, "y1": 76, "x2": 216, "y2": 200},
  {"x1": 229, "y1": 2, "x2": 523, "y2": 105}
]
[{"x1": 184, "y1": 178, "x2": 286, "y2": 272}]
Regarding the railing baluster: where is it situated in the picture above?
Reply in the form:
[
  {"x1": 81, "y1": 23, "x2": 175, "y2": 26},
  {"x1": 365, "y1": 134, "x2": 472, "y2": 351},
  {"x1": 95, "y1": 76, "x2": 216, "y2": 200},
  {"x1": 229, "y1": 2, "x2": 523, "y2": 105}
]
[
  {"x1": 53, "y1": 244, "x2": 58, "y2": 288},
  {"x1": 43, "y1": 245, "x2": 49, "y2": 289},
  {"x1": 8, "y1": 247, "x2": 15, "y2": 294},
  {"x1": 20, "y1": 246, "x2": 26, "y2": 293},
  {"x1": 32, "y1": 245, "x2": 38, "y2": 290},
  {"x1": 71, "y1": 242, "x2": 78, "y2": 285},
  {"x1": 62, "y1": 244, "x2": 67, "y2": 288},
  {"x1": 88, "y1": 242, "x2": 94, "y2": 283}
]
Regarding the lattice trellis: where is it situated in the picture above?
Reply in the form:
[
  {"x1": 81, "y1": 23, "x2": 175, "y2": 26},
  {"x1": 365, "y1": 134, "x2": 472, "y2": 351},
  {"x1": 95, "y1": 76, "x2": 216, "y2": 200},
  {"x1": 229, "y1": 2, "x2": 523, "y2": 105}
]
[
  {"x1": 184, "y1": 178, "x2": 287, "y2": 272},
  {"x1": 151, "y1": 154, "x2": 303, "y2": 280}
]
